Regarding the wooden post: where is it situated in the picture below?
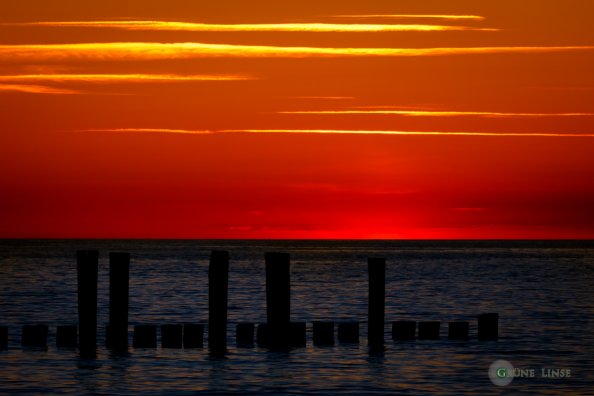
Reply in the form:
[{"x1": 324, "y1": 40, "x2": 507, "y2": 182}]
[
  {"x1": 418, "y1": 321, "x2": 440, "y2": 340},
  {"x1": 209, "y1": 250, "x2": 229, "y2": 354},
  {"x1": 265, "y1": 252, "x2": 290, "y2": 347},
  {"x1": 161, "y1": 324, "x2": 183, "y2": 348},
  {"x1": 337, "y1": 321, "x2": 359, "y2": 343},
  {"x1": 313, "y1": 321, "x2": 334, "y2": 346},
  {"x1": 289, "y1": 322, "x2": 306, "y2": 347},
  {"x1": 0, "y1": 326, "x2": 7, "y2": 349},
  {"x1": 133, "y1": 325, "x2": 157, "y2": 348},
  {"x1": 22, "y1": 324, "x2": 48, "y2": 347},
  {"x1": 236, "y1": 323, "x2": 255, "y2": 346},
  {"x1": 478, "y1": 313, "x2": 499, "y2": 340},
  {"x1": 183, "y1": 323, "x2": 204, "y2": 348},
  {"x1": 368, "y1": 258, "x2": 385, "y2": 347},
  {"x1": 256, "y1": 323, "x2": 270, "y2": 346},
  {"x1": 77, "y1": 250, "x2": 98, "y2": 357},
  {"x1": 392, "y1": 321, "x2": 416, "y2": 341},
  {"x1": 448, "y1": 322, "x2": 469, "y2": 341},
  {"x1": 56, "y1": 325, "x2": 77, "y2": 347},
  {"x1": 109, "y1": 252, "x2": 129, "y2": 352}
]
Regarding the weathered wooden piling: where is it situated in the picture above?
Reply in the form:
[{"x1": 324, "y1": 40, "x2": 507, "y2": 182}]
[
  {"x1": 209, "y1": 251, "x2": 229, "y2": 354},
  {"x1": 161, "y1": 324, "x2": 183, "y2": 348},
  {"x1": 256, "y1": 323, "x2": 269, "y2": 346},
  {"x1": 133, "y1": 325, "x2": 157, "y2": 348},
  {"x1": 478, "y1": 313, "x2": 499, "y2": 340},
  {"x1": 289, "y1": 322, "x2": 306, "y2": 347},
  {"x1": 418, "y1": 321, "x2": 440, "y2": 340},
  {"x1": 313, "y1": 321, "x2": 335, "y2": 346},
  {"x1": 0, "y1": 326, "x2": 7, "y2": 349},
  {"x1": 236, "y1": 323, "x2": 255, "y2": 346},
  {"x1": 77, "y1": 250, "x2": 98, "y2": 357},
  {"x1": 109, "y1": 252, "x2": 129, "y2": 351},
  {"x1": 22, "y1": 324, "x2": 48, "y2": 347},
  {"x1": 183, "y1": 323, "x2": 204, "y2": 348},
  {"x1": 368, "y1": 258, "x2": 386, "y2": 347},
  {"x1": 392, "y1": 321, "x2": 416, "y2": 341},
  {"x1": 337, "y1": 321, "x2": 359, "y2": 343},
  {"x1": 265, "y1": 252, "x2": 291, "y2": 347},
  {"x1": 56, "y1": 325, "x2": 77, "y2": 347},
  {"x1": 448, "y1": 322, "x2": 469, "y2": 341}
]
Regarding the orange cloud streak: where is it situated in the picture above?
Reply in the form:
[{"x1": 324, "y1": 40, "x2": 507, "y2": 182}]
[
  {"x1": 1, "y1": 42, "x2": 592, "y2": 61},
  {"x1": 0, "y1": 83, "x2": 78, "y2": 94},
  {"x1": 79, "y1": 128, "x2": 594, "y2": 137},
  {"x1": 279, "y1": 110, "x2": 594, "y2": 117},
  {"x1": 331, "y1": 14, "x2": 486, "y2": 21},
  {"x1": 0, "y1": 73, "x2": 252, "y2": 83},
  {"x1": 24, "y1": 20, "x2": 495, "y2": 32}
]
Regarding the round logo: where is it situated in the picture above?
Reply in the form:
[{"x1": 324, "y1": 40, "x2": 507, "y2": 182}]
[{"x1": 489, "y1": 359, "x2": 514, "y2": 386}]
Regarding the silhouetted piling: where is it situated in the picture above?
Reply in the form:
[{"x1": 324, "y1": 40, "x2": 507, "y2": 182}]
[
  {"x1": 448, "y1": 322, "x2": 469, "y2": 341},
  {"x1": 313, "y1": 321, "x2": 334, "y2": 346},
  {"x1": 56, "y1": 325, "x2": 77, "y2": 348},
  {"x1": 478, "y1": 313, "x2": 499, "y2": 340},
  {"x1": 337, "y1": 321, "x2": 359, "y2": 343},
  {"x1": 22, "y1": 324, "x2": 48, "y2": 347},
  {"x1": 256, "y1": 323, "x2": 270, "y2": 346},
  {"x1": 265, "y1": 252, "x2": 290, "y2": 347},
  {"x1": 109, "y1": 252, "x2": 129, "y2": 352},
  {"x1": 77, "y1": 250, "x2": 98, "y2": 357},
  {"x1": 368, "y1": 258, "x2": 386, "y2": 347},
  {"x1": 133, "y1": 325, "x2": 157, "y2": 348},
  {"x1": 392, "y1": 321, "x2": 416, "y2": 341},
  {"x1": 0, "y1": 326, "x2": 7, "y2": 349},
  {"x1": 209, "y1": 251, "x2": 229, "y2": 354},
  {"x1": 236, "y1": 323, "x2": 255, "y2": 346},
  {"x1": 183, "y1": 323, "x2": 203, "y2": 348},
  {"x1": 289, "y1": 322, "x2": 306, "y2": 347},
  {"x1": 418, "y1": 321, "x2": 440, "y2": 340},
  {"x1": 161, "y1": 324, "x2": 183, "y2": 348}
]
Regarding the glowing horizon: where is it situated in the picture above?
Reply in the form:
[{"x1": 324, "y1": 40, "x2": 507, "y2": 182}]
[{"x1": 1, "y1": 0, "x2": 593, "y2": 240}]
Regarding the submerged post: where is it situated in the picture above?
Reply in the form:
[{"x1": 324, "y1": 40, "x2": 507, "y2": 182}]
[
  {"x1": 209, "y1": 250, "x2": 229, "y2": 354},
  {"x1": 0, "y1": 326, "x2": 7, "y2": 349},
  {"x1": 265, "y1": 252, "x2": 290, "y2": 347},
  {"x1": 109, "y1": 252, "x2": 130, "y2": 352},
  {"x1": 368, "y1": 257, "x2": 386, "y2": 348},
  {"x1": 77, "y1": 250, "x2": 98, "y2": 357},
  {"x1": 478, "y1": 313, "x2": 499, "y2": 340}
]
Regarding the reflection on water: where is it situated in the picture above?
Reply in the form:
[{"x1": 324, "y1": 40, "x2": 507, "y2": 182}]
[{"x1": 0, "y1": 240, "x2": 593, "y2": 394}]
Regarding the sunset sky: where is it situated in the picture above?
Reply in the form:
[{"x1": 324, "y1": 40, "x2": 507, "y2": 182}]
[{"x1": 1, "y1": 0, "x2": 593, "y2": 239}]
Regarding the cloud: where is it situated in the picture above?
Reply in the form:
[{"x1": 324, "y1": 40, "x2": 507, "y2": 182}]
[
  {"x1": 0, "y1": 83, "x2": 79, "y2": 94},
  {"x1": 78, "y1": 128, "x2": 594, "y2": 137},
  {"x1": 0, "y1": 73, "x2": 253, "y2": 94},
  {"x1": 278, "y1": 109, "x2": 594, "y2": 117},
  {"x1": 22, "y1": 20, "x2": 495, "y2": 32},
  {"x1": 0, "y1": 73, "x2": 253, "y2": 83},
  {"x1": 330, "y1": 14, "x2": 486, "y2": 21},
  {"x1": 1, "y1": 42, "x2": 592, "y2": 61}
]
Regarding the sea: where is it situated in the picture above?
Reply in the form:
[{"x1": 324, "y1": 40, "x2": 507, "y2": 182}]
[{"x1": 0, "y1": 239, "x2": 593, "y2": 395}]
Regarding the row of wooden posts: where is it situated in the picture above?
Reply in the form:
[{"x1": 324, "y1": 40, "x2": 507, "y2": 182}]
[{"x1": 0, "y1": 250, "x2": 499, "y2": 356}]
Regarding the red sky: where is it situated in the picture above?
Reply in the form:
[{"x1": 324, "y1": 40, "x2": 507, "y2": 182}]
[{"x1": 1, "y1": 0, "x2": 593, "y2": 239}]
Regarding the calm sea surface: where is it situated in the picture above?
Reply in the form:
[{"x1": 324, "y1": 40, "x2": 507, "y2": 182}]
[{"x1": 0, "y1": 240, "x2": 593, "y2": 394}]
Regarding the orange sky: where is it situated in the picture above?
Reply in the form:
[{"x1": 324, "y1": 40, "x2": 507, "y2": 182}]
[{"x1": 1, "y1": 0, "x2": 593, "y2": 239}]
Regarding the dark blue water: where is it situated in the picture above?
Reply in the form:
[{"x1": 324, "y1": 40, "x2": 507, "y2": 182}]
[{"x1": 0, "y1": 240, "x2": 593, "y2": 394}]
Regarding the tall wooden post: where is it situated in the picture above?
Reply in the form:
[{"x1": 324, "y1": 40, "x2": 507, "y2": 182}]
[
  {"x1": 109, "y1": 252, "x2": 129, "y2": 352},
  {"x1": 265, "y1": 252, "x2": 290, "y2": 347},
  {"x1": 77, "y1": 250, "x2": 98, "y2": 358},
  {"x1": 368, "y1": 257, "x2": 385, "y2": 348},
  {"x1": 209, "y1": 250, "x2": 229, "y2": 354}
]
